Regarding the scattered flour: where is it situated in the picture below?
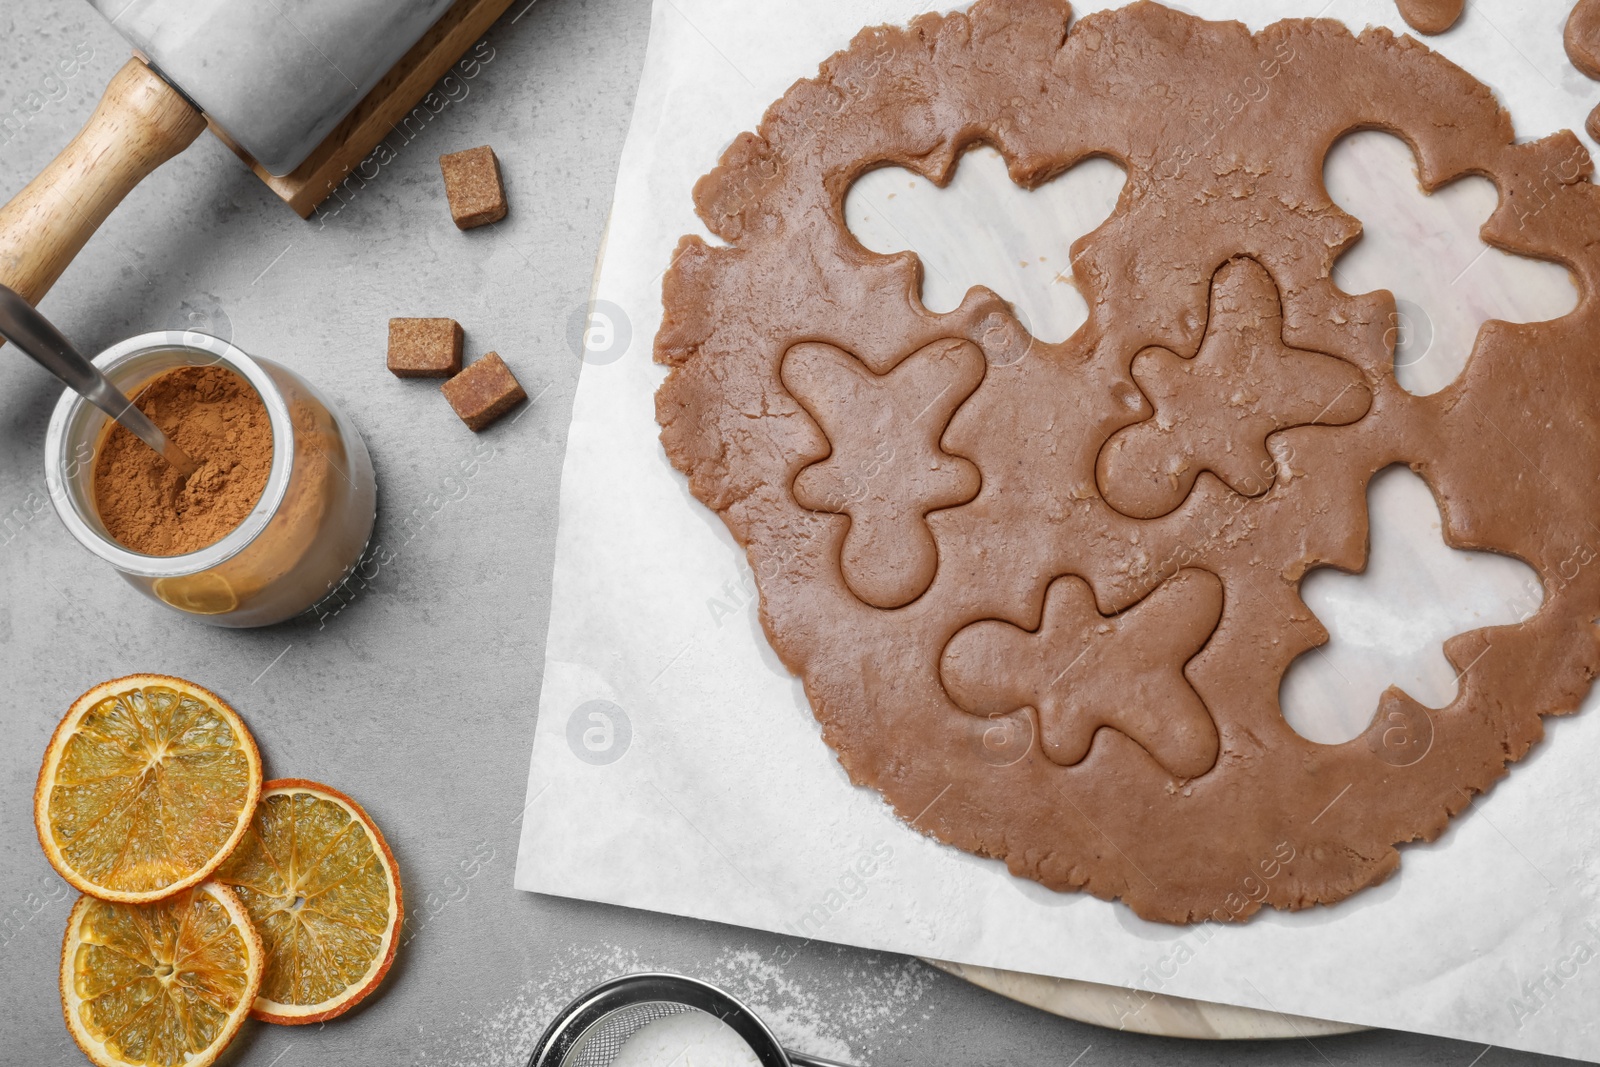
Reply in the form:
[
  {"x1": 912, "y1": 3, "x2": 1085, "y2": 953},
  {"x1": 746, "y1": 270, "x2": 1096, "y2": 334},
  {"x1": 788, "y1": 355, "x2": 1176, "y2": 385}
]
[
  {"x1": 707, "y1": 946, "x2": 938, "y2": 1063},
  {"x1": 436, "y1": 942, "x2": 649, "y2": 1067}
]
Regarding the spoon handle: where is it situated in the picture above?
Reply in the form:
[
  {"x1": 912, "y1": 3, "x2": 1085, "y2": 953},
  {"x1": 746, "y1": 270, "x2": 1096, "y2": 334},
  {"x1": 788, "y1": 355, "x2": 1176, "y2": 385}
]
[
  {"x1": 785, "y1": 1051, "x2": 862, "y2": 1067},
  {"x1": 0, "y1": 284, "x2": 197, "y2": 476}
]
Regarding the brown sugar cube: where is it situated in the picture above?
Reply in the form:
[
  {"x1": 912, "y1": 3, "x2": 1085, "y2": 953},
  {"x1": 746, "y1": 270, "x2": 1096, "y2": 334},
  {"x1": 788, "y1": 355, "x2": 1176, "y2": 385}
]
[
  {"x1": 442, "y1": 352, "x2": 526, "y2": 431},
  {"x1": 388, "y1": 318, "x2": 462, "y2": 378},
  {"x1": 438, "y1": 145, "x2": 508, "y2": 230}
]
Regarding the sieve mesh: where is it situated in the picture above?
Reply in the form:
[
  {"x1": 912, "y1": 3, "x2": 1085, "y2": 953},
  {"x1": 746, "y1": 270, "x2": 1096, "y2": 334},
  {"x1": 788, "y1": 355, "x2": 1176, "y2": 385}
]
[{"x1": 559, "y1": 1001, "x2": 698, "y2": 1067}]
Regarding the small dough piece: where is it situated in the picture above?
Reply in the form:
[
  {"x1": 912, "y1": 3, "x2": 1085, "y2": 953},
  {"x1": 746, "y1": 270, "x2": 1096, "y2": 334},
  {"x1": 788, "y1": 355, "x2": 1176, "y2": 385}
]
[
  {"x1": 941, "y1": 570, "x2": 1224, "y2": 779},
  {"x1": 439, "y1": 145, "x2": 509, "y2": 230},
  {"x1": 388, "y1": 317, "x2": 462, "y2": 378},
  {"x1": 1396, "y1": 0, "x2": 1464, "y2": 35},
  {"x1": 1589, "y1": 102, "x2": 1600, "y2": 142},
  {"x1": 442, "y1": 352, "x2": 526, "y2": 430},
  {"x1": 782, "y1": 339, "x2": 984, "y2": 609},
  {"x1": 1097, "y1": 258, "x2": 1371, "y2": 520},
  {"x1": 1570, "y1": 0, "x2": 1600, "y2": 80}
]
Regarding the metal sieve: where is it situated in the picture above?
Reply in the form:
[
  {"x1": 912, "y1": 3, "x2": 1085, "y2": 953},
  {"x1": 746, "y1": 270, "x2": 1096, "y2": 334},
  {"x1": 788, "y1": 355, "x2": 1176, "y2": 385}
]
[{"x1": 527, "y1": 973, "x2": 860, "y2": 1067}]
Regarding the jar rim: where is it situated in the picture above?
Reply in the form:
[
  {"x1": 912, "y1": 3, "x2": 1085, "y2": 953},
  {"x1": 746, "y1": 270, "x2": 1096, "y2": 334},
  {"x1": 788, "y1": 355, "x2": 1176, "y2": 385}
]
[{"x1": 43, "y1": 331, "x2": 296, "y2": 579}]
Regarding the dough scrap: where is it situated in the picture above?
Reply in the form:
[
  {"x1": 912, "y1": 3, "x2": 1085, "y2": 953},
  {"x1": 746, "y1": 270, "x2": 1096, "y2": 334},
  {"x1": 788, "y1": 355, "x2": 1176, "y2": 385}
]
[
  {"x1": 1395, "y1": 0, "x2": 1464, "y2": 36},
  {"x1": 654, "y1": 0, "x2": 1600, "y2": 922},
  {"x1": 1568, "y1": 0, "x2": 1600, "y2": 80}
]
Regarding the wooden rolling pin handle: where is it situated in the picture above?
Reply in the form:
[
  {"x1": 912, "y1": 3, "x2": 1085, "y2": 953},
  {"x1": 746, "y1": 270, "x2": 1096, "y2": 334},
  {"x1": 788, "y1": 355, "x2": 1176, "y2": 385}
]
[{"x1": 0, "y1": 57, "x2": 205, "y2": 307}]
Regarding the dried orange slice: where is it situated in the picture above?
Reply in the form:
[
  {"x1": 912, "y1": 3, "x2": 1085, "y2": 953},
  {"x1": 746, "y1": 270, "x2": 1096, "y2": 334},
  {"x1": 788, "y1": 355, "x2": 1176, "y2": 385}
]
[
  {"x1": 60, "y1": 882, "x2": 264, "y2": 1067},
  {"x1": 36, "y1": 675, "x2": 262, "y2": 903},
  {"x1": 214, "y1": 779, "x2": 403, "y2": 1024}
]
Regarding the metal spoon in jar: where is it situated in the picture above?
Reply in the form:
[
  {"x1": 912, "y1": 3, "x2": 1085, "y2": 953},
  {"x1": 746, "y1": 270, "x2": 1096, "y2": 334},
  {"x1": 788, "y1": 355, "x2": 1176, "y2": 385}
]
[{"x1": 0, "y1": 283, "x2": 197, "y2": 476}]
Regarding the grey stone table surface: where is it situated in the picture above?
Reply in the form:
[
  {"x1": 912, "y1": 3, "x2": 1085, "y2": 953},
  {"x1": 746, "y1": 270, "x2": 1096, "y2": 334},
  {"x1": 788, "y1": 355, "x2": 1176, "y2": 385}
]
[{"x1": 0, "y1": 2, "x2": 1577, "y2": 1065}]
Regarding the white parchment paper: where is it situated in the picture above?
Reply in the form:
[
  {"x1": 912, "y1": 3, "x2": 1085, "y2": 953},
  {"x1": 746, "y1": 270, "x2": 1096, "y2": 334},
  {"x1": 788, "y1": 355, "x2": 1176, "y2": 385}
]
[{"x1": 517, "y1": 0, "x2": 1600, "y2": 1057}]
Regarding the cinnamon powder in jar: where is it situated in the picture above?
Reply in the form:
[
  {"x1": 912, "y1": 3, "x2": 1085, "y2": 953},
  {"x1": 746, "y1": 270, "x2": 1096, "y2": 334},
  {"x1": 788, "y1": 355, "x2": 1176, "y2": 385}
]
[{"x1": 92, "y1": 366, "x2": 273, "y2": 556}]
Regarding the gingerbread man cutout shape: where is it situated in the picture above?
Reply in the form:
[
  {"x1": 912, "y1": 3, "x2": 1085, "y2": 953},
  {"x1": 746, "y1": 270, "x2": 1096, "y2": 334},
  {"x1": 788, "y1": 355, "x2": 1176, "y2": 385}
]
[
  {"x1": 941, "y1": 569, "x2": 1224, "y2": 779},
  {"x1": 782, "y1": 338, "x2": 984, "y2": 609},
  {"x1": 1097, "y1": 257, "x2": 1372, "y2": 520}
]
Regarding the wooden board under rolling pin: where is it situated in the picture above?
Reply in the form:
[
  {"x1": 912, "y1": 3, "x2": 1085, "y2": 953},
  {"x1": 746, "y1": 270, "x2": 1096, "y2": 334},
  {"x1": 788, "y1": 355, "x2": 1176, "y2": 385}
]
[{"x1": 0, "y1": 0, "x2": 518, "y2": 308}]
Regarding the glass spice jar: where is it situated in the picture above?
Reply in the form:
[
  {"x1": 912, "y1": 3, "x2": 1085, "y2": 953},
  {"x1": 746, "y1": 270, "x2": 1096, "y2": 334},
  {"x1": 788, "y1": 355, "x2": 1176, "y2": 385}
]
[{"x1": 44, "y1": 330, "x2": 376, "y2": 627}]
